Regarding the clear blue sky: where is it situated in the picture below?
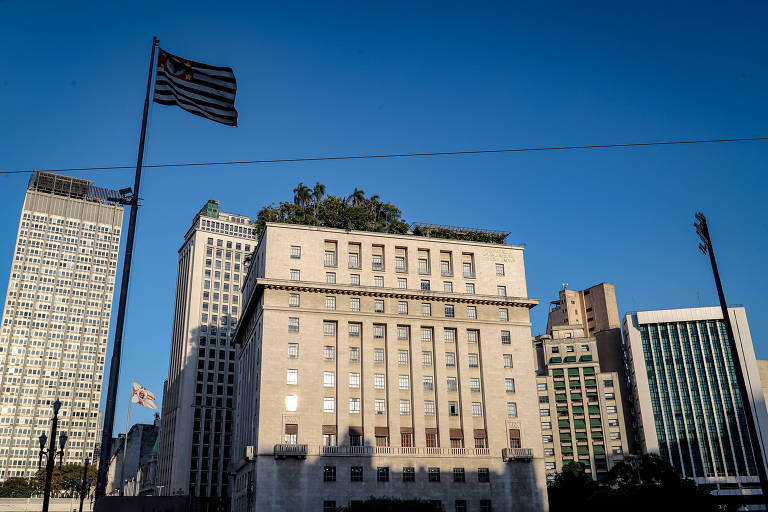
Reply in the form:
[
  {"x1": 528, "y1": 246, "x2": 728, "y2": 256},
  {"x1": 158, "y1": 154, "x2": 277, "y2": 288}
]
[{"x1": 1, "y1": 1, "x2": 767, "y2": 433}]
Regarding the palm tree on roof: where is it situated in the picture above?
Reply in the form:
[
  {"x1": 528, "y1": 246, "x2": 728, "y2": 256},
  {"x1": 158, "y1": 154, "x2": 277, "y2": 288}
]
[
  {"x1": 347, "y1": 188, "x2": 366, "y2": 206},
  {"x1": 312, "y1": 182, "x2": 326, "y2": 216},
  {"x1": 293, "y1": 182, "x2": 311, "y2": 209}
]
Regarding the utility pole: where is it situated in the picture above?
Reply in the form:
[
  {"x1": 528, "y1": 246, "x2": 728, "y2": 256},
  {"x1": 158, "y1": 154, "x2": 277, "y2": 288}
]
[
  {"x1": 95, "y1": 36, "x2": 158, "y2": 500},
  {"x1": 695, "y1": 212, "x2": 768, "y2": 504},
  {"x1": 39, "y1": 399, "x2": 67, "y2": 512}
]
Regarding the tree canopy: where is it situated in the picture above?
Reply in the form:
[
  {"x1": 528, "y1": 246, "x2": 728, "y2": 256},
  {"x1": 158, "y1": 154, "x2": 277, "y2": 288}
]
[
  {"x1": 255, "y1": 185, "x2": 409, "y2": 238},
  {"x1": 0, "y1": 463, "x2": 96, "y2": 498},
  {"x1": 254, "y1": 183, "x2": 508, "y2": 244},
  {"x1": 547, "y1": 455, "x2": 718, "y2": 512}
]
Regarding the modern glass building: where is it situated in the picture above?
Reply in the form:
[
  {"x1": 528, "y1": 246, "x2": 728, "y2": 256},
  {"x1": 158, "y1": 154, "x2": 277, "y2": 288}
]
[{"x1": 624, "y1": 307, "x2": 768, "y2": 509}]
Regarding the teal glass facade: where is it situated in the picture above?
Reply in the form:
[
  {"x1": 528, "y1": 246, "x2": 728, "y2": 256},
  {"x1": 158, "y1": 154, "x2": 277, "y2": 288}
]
[{"x1": 639, "y1": 320, "x2": 756, "y2": 478}]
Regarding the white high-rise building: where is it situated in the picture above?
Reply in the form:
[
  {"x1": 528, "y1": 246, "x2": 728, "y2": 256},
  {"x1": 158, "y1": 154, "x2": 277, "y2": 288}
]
[
  {"x1": 624, "y1": 306, "x2": 768, "y2": 510},
  {"x1": 157, "y1": 200, "x2": 255, "y2": 504},
  {"x1": 0, "y1": 172, "x2": 124, "y2": 480}
]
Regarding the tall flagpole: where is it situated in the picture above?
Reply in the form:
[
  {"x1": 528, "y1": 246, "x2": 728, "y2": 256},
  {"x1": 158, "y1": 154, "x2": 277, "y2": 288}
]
[
  {"x1": 120, "y1": 382, "x2": 133, "y2": 497},
  {"x1": 95, "y1": 36, "x2": 158, "y2": 500}
]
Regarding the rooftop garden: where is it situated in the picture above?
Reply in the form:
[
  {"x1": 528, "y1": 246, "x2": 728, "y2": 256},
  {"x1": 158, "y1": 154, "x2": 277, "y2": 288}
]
[{"x1": 254, "y1": 183, "x2": 509, "y2": 244}]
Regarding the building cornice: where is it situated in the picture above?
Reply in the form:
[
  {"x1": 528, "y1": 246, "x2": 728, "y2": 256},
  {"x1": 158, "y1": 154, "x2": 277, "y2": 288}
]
[{"x1": 256, "y1": 278, "x2": 539, "y2": 308}]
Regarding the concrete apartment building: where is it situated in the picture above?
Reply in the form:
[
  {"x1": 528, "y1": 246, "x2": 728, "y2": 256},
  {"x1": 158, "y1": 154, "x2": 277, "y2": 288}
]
[
  {"x1": 546, "y1": 283, "x2": 634, "y2": 449},
  {"x1": 0, "y1": 172, "x2": 123, "y2": 480},
  {"x1": 623, "y1": 307, "x2": 768, "y2": 509},
  {"x1": 157, "y1": 200, "x2": 255, "y2": 505},
  {"x1": 534, "y1": 283, "x2": 630, "y2": 480},
  {"x1": 534, "y1": 325, "x2": 629, "y2": 481},
  {"x1": 230, "y1": 222, "x2": 548, "y2": 512}
]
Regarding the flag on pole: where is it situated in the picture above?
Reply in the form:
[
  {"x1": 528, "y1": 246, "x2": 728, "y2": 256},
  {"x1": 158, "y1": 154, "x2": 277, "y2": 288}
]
[
  {"x1": 131, "y1": 381, "x2": 158, "y2": 410},
  {"x1": 153, "y1": 48, "x2": 238, "y2": 126}
]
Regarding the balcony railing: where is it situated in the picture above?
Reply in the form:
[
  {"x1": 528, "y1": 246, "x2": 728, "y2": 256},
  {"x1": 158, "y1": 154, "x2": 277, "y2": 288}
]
[
  {"x1": 502, "y1": 448, "x2": 534, "y2": 462},
  {"x1": 320, "y1": 445, "x2": 372, "y2": 456},
  {"x1": 317, "y1": 446, "x2": 492, "y2": 457},
  {"x1": 274, "y1": 444, "x2": 308, "y2": 459}
]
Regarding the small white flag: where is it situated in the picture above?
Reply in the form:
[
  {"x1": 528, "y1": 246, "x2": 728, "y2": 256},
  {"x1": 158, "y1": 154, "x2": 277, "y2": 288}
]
[{"x1": 131, "y1": 381, "x2": 158, "y2": 410}]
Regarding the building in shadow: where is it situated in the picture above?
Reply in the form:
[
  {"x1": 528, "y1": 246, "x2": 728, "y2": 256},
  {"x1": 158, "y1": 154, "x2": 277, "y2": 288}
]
[
  {"x1": 156, "y1": 201, "x2": 255, "y2": 511},
  {"x1": 106, "y1": 416, "x2": 160, "y2": 496}
]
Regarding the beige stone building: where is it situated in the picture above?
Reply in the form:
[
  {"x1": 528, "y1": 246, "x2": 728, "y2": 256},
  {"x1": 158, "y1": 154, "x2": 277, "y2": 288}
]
[
  {"x1": 156, "y1": 200, "x2": 255, "y2": 503},
  {"x1": 230, "y1": 223, "x2": 549, "y2": 512},
  {"x1": 0, "y1": 172, "x2": 123, "y2": 479}
]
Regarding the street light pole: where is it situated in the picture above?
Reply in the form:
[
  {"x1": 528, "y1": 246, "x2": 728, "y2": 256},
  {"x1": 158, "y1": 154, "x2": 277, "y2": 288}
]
[
  {"x1": 695, "y1": 212, "x2": 768, "y2": 504},
  {"x1": 95, "y1": 35, "x2": 158, "y2": 500},
  {"x1": 40, "y1": 399, "x2": 67, "y2": 512},
  {"x1": 76, "y1": 457, "x2": 92, "y2": 512}
]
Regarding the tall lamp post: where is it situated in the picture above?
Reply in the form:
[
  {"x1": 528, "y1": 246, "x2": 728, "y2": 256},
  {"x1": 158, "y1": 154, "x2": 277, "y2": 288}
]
[
  {"x1": 76, "y1": 457, "x2": 93, "y2": 512},
  {"x1": 38, "y1": 399, "x2": 68, "y2": 512},
  {"x1": 695, "y1": 212, "x2": 768, "y2": 504}
]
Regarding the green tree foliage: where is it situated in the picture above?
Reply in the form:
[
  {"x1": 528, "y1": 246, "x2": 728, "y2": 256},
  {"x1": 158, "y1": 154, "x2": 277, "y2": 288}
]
[
  {"x1": 32, "y1": 463, "x2": 97, "y2": 498},
  {"x1": 548, "y1": 455, "x2": 718, "y2": 512},
  {"x1": 254, "y1": 185, "x2": 409, "y2": 237},
  {"x1": 411, "y1": 226, "x2": 507, "y2": 244},
  {"x1": 254, "y1": 183, "x2": 506, "y2": 244},
  {"x1": 0, "y1": 477, "x2": 40, "y2": 498},
  {"x1": 0, "y1": 464, "x2": 95, "y2": 498}
]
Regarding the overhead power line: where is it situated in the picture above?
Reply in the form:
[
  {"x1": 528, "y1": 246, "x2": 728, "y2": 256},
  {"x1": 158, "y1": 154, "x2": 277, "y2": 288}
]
[{"x1": 2, "y1": 136, "x2": 766, "y2": 175}]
